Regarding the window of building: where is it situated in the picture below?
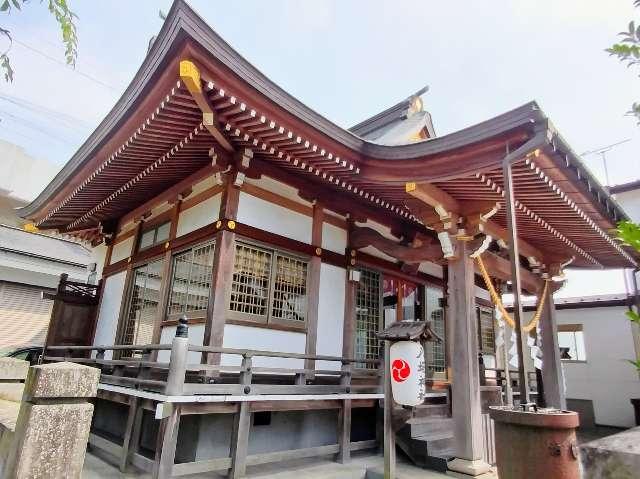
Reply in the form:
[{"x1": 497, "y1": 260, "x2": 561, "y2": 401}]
[
  {"x1": 558, "y1": 324, "x2": 586, "y2": 361},
  {"x1": 138, "y1": 221, "x2": 171, "y2": 251},
  {"x1": 425, "y1": 286, "x2": 446, "y2": 376},
  {"x1": 228, "y1": 241, "x2": 308, "y2": 327},
  {"x1": 355, "y1": 269, "x2": 381, "y2": 369},
  {"x1": 166, "y1": 241, "x2": 215, "y2": 320},
  {"x1": 121, "y1": 259, "x2": 164, "y2": 356},
  {"x1": 477, "y1": 305, "x2": 495, "y2": 354}
]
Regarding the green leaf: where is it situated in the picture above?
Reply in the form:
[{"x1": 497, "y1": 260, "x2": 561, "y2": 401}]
[
  {"x1": 627, "y1": 309, "x2": 640, "y2": 325},
  {"x1": 628, "y1": 359, "x2": 640, "y2": 371},
  {"x1": 0, "y1": 0, "x2": 10, "y2": 11}
]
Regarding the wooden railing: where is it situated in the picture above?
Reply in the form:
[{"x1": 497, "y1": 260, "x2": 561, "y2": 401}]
[
  {"x1": 482, "y1": 367, "x2": 538, "y2": 400},
  {"x1": 44, "y1": 324, "x2": 382, "y2": 398}
]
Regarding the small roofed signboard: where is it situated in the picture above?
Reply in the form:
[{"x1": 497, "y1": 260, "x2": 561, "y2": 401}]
[{"x1": 377, "y1": 321, "x2": 439, "y2": 407}]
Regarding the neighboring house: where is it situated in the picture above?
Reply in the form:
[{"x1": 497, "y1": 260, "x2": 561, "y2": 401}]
[
  {"x1": 0, "y1": 143, "x2": 91, "y2": 351},
  {"x1": 0, "y1": 224, "x2": 91, "y2": 351},
  {"x1": 16, "y1": 2, "x2": 638, "y2": 476},
  {"x1": 520, "y1": 294, "x2": 639, "y2": 428}
]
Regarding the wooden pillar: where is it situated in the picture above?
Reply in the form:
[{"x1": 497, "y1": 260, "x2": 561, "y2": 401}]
[
  {"x1": 119, "y1": 397, "x2": 141, "y2": 472},
  {"x1": 539, "y1": 284, "x2": 566, "y2": 410},
  {"x1": 336, "y1": 399, "x2": 352, "y2": 464},
  {"x1": 153, "y1": 405, "x2": 181, "y2": 479},
  {"x1": 230, "y1": 354, "x2": 252, "y2": 478},
  {"x1": 383, "y1": 340, "x2": 395, "y2": 479},
  {"x1": 447, "y1": 240, "x2": 491, "y2": 477},
  {"x1": 202, "y1": 174, "x2": 240, "y2": 367},
  {"x1": 304, "y1": 201, "x2": 324, "y2": 376},
  {"x1": 342, "y1": 219, "x2": 357, "y2": 361}
]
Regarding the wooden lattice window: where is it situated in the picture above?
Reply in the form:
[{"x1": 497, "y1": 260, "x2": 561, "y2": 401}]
[
  {"x1": 355, "y1": 269, "x2": 381, "y2": 369},
  {"x1": 228, "y1": 241, "x2": 308, "y2": 327},
  {"x1": 425, "y1": 286, "x2": 446, "y2": 375},
  {"x1": 166, "y1": 241, "x2": 215, "y2": 320},
  {"x1": 121, "y1": 259, "x2": 164, "y2": 356},
  {"x1": 477, "y1": 305, "x2": 495, "y2": 354}
]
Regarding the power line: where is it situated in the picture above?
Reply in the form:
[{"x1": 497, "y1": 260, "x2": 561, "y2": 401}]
[
  {"x1": 13, "y1": 38, "x2": 121, "y2": 92},
  {"x1": 0, "y1": 109, "x2": 80, "y2": 146},
  {"x1": 0, "y1": 93, "x2": 93, "y2": 132}
]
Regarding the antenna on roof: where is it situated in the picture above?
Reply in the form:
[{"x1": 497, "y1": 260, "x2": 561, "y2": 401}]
[{"x1": 580, "y1": 138, "x2": 631, "y2": 187}]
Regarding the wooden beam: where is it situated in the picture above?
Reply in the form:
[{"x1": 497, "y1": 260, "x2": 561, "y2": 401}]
[
  {"x1": 180, "y1": 59, "x2": 233, "y2": 152},
  {"x1": 406, "y1": 182, "x2": 459, "y2": 218},
  {"x1": 479, "y1": 251, "x2": 542, "y2": 295},
  {"x1": 350, "y1": 226, "x2": 443, "y2": 263}
]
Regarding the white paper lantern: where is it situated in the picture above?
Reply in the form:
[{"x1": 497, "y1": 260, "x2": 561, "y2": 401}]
[{"x1": 389, "y1": 341, "x2": 426, "y2": 407}]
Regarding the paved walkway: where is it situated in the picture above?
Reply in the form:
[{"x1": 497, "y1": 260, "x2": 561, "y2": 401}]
[{"x1": 82, "y1": 450, "x2": 449, "y2": 479}]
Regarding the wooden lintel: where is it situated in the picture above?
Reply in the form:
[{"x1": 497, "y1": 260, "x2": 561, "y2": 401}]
[
  {"x1": 180, "y1": 59, "x2": 234, "y2": 152},
  {"x1": 480, "y1": 251, "x2": 542, "y2": 294},
  {"x1": 350, "y1": 225, "x2": 443, "y2": 263}
]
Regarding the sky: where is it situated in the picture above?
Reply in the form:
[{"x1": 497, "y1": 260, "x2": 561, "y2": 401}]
[{"x1": 1, "y1": 0, "x2": 639, "y2": 296}]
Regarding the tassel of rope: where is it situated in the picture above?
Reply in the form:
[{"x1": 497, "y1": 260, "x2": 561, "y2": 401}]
[{"x1": 475, "y1": 254, "x2": 549, "y2": 333}]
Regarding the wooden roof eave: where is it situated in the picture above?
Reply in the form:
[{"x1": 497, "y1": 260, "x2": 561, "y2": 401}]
[{"x1": 18, "y1": 0, "x2": 628, "y2": 256}]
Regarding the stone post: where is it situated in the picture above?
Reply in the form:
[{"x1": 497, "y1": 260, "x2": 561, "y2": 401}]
[{"x1": 2, "y1": 362, "x2": 100, "y2": 479}]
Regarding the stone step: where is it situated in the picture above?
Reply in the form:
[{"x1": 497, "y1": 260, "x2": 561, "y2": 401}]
[
  {"x1": 412, "y1": 403, "x2": 450, "y2": 419},
  {"x1": 407, "y1": 417, "x2": 454, "y2": 438}
]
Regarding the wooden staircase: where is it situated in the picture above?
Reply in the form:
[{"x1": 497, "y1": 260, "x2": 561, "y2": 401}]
[{"x1": 394, "y1": 392, "x2": 455, "y2": 472}]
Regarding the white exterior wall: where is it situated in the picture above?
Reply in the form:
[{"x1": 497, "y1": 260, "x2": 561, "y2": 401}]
[
  {"x1": 321, "y1": 222, "x2": 347, "y2": 254},
  {"x1": 555, "y1": 306, "x2": 640, "y2": 428},
  {"x1": 615, "y1": 189, "x2": 640, "y2": 221},
  {"x1": 158, "y1": 324, "x2": 205, "y2": 364},
  {"x1": 316, "y1": 264, "x2": 346, "y2": 370},
  {"x1": 222, "y1": 324, "x2": 306, "y2": 369},
  {"x1": 237, "y1": 192, "x2": 312, "y2": 244},
  {"x1": 110, "y1": 237, "x2": 134, "y2": 264},
  {"x1": 93, "y1": 271, "x2": 127, "y2": 359},
  {"x1": 176, "y1": 195, "x2": 221, "y2": 238}
]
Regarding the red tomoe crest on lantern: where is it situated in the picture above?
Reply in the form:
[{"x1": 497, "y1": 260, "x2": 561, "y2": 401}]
[
  {"x1": 389, "y1": 341, "x2": 426, "y2": 407},
  {"x1": 391, "y1": 359, "x2": 411, "y2": 383}
]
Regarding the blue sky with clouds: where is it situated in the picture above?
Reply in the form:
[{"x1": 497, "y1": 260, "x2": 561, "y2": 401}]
[{"x1": 1, "y1": 0, "x2": 639, "y2": 296}]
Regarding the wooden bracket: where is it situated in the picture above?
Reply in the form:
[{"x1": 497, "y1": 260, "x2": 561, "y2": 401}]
[{"x1": 180, "y1": 59, "x2": 234, "y2": 152}]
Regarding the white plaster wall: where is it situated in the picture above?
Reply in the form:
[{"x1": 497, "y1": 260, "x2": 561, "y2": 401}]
[
  {"x1": 110, "y1": 237, "x2": 134, "y2": 264},
  {"x1": 176, "y1": 195, "x2": 221, "y2": 238},
  {"x1": 238, "y1": 192, "x2": 312, "y2": 244},
  {"x1": 419, "y1": 261, "x2": 443, "y2": 279},
  {"x1": 222, "y1": 324, "x2": 306, "y2": 369},
  {"x1": 246, "y1": 176, "x2": 312, "y2": 207},
  {"x1": 555, "y1": 306, "x2": 640, "y2": 427},
  {"x1": 92, "y1": 271, "x2": 127, "y2": 359},
  {"x1": 316, "y1": 264, "x2": 346, "y2": 370},
  {"x1": 615, "y1": 189, "x2": 640, "y2": 221},
  {"x1": 321, "y1": 222, "x2": 347, "y2": 254},
  {"x1": 91, "y1": 243, "x2": 107, "y2": 279},
  {"x1": 157, "y1": 324, "x2": 205, "y2": 364}
]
